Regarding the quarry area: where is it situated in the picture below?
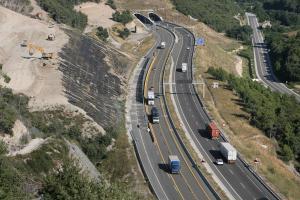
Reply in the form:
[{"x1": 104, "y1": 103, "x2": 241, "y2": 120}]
[
  {"x1": 0, "y1": 6, "x2": 69, "y2": 110},
  {"x1": 0, "y1": 1, "x2": 154, "y2": 198}
]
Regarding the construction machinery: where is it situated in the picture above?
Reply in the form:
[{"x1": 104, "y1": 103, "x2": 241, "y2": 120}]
[
  {"x1": 27, "y1": 43, "x2": 54, "y2": 59},
  {"x1": 21, "y1": 40, "x2": 28, "y2": 47},
  {"x1": 47, "y1": 34, "x2": 55, "y2": 41}
]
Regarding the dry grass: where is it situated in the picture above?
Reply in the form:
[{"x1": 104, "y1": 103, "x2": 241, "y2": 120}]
[
  {"x1": 115, "y1": 0, "x2": 173, "y2": 10},
  {"x1": 100, "y1": 122, "x2": 154, "y2": 199},
  {"x1": 198, "y1": 74, "x2": 300, "y2": 200}
]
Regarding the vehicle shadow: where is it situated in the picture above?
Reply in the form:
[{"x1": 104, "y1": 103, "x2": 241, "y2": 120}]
[
  {"x1": 198, "y1": 128, "x2": 210, "y2": 139},
  {"x1": 158, "y1": 163, "x2": 170, "y2": 173},
  {"x1": 209, "y1": 149, "x2": 222, "y2": 160}
]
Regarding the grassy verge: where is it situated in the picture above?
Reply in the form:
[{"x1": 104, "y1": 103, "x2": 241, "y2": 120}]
[
  {"x1": 237, "y1": 46, "x2": 255, "y2": 78},
  {"x1": 195, "y1": 72, "x2": 300, "y2": 200}
]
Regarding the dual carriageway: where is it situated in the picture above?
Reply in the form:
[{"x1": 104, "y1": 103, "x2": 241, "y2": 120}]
[{"x1": 127, "y1": 12, "x2": 282, "y2": 200}]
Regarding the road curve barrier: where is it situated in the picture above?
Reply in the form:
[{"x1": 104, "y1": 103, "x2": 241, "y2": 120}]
[
  {"x1": 157, "y1": 24, "x2": 221, "y2": 200},
  {"x1": 174, "y1": 22, "x2": 282, "y2": 200}
]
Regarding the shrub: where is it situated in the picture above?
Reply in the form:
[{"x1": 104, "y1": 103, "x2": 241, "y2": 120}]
[
  {"x1": 226, "y1": 25, "x2": 252, "y2": 44},
  {"x1": 106, "y1": 0, "x2": 116, "y2": 10},
  {"x1": 96, "y1": 26, "x2": 109, "y2": 41},
  {"x1": 112, "y1": 10, "x2": 133, "y2": 25},
  {"x1": 118, "y1": 28, "x2": 130, "y2": 39},
  {"x1": 3, "y1": 74, "x2": 10, "y2": 83}
]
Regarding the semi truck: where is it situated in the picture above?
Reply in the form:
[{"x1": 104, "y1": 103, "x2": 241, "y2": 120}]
[
  {"x1": 168, "y1": 155, "x2": 181, "y2": 174},
  {"x1": 151, "y1": 107, "x2": 159, "y2": 123},
  {"x1": 147, "y1": 87, "x2": 155, "y2": 105},
  {"x1": 207, "y1": 122, "x2": 220, "y2": 139},
  {"x1": 220, "y1": 142, "x2": 237, "y2": 164},
  {"x1": 160, "y1": 41, "x2": 166, "y2": 49},
  {"x1": 181, "y1": 63, "x2": 187, "y2": 72}
]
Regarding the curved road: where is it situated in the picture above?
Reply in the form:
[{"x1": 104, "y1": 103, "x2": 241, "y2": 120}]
[
  {"x1": 246, "y1": 13, "x2": 300, "y2": 101},
  {"x1": 127, "y1": 22, "x2": 218, "y2": 199},
  {"x1": 129, "y1": 13, "x2": 281, "y2": 200},
  {"x1": 160, "y1": 21, "x2": 280, "y2": 199}
]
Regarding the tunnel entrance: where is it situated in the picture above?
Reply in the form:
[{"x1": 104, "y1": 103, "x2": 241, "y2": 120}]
[
  {"x1": 134, "y1": 13, "x2": 153, "y2": 26},
  {"x1": 149, "y1": 13, "x2": 162, "y2": 22}
]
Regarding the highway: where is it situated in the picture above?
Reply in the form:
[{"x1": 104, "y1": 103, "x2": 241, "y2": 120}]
[
  {"x1": 246, "y1": 13, "x2": 300, "y2": 101},
  {"x1": 127, "y1": 19, "x2": 218, "y2": 199},
  {"x1": 128, "y1": 13, "x2": 281, "y2": 200},
  {"x1": 164, "y1": 22, "x2": 279, "y2": 200}
]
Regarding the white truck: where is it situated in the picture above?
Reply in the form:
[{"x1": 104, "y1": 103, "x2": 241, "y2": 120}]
[
  {"x1": 181, "y1": 63, "x2": 187, "y2": 72},
  {"x1": 147, "y1": 87, "x2": 155, "y2": 105},
  {"x1": 160, "y1": 41, "x2": 166, "y2": 49},
  {"x1": 220, "y1": 142, "x2": 237, "y2": 164}
]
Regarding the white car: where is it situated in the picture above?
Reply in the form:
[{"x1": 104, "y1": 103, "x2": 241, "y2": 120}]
[{"x1": 216, "y1": 159, "x2": 224, "y2": 165}]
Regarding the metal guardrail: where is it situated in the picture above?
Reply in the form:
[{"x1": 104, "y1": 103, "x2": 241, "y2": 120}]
[
  {"x1": 179, "y1": 22, "x2": 282, "y2": 200},
  {"x1": 157, "y1": 24, "x2": 221, "y2": 200}
]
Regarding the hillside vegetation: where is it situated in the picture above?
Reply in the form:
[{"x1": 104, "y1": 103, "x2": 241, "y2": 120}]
[
  {"x1": 238, "y1": 0, "x2": 300, "y2": 82},
  {"x1": 265, "y1": 31, "x2": 300, "y2": 82},
  {"x1": 0, "y1": 0, "x2": 33, "y2": 14},
  {"x1": 208, "y1": 67, "x2": 300, "y2": 170},
  {"x1": 0, "y1": 86, "x2": 140, "y2": 199},
  {"x1": 36, "y1": 0, "x2": 100, "y2": 30},
  {"x1": 171, "y1": 0, "x2": 242, "y2": 32}
]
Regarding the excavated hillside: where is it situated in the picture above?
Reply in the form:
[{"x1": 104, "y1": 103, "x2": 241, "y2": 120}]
[{"x1": 59, "y1": 30, "x2": 130, "y2": 127}]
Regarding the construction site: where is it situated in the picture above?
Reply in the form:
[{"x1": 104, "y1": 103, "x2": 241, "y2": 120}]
[{"x1": 0, "y1": 0, "x2": 156, "y2": 196}]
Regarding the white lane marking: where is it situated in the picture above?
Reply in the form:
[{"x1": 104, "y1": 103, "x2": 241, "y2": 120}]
[
  {"x1": 170, "y1": 29, "x2": 242, "y2": 200},
  {"x1": 240, "y1": 183, "x2": 246, "y2": 189}
]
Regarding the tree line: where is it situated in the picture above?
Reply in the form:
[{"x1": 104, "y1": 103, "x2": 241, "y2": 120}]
[
  {"x1": 265, "y1": 31, "x2": 300, "y2": 82},
  {"x1": 0, "y1": 86, "x2": 137, "y2": 198},
  {"x1": 36, "y1": 0, "x2": 100, "y2": 30},
  {"x1": 237, "y1": 0, "x2": 300, "y2": 82},
  {"x1": 208, "y1": 67, "x2": 300, "y2": 169},
  {"x1": 171, "y1": 0, "x2": 241, "y2": 32}
]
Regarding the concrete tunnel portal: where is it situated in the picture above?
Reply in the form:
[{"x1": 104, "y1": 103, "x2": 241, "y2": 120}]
[
  {"x1": 149, "y1": 12, "x2": 162, "y2": 22},
  {"x1": 134, "y1": 13, "x2": 153, "y2": 26}
]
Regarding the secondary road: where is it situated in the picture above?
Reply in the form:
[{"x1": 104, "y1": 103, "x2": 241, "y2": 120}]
[
  {"x1": 127, "y1": 21, "x2": 218, "y2": 199},
  {"x1": 159, "y1": 21, "x2": 280, "y2": 200},
  {"x1": 246, "y1": 13, "x2": 300, "y2": 101}
]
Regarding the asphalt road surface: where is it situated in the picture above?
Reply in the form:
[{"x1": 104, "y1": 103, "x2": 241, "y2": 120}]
[
  {"x1": 162, "y1": 22, "x2": 279, "y2": 200},
  {"x1": 146, "y1": 26, "x2": 218, "y2": 200},
  {"x1": 128, "y1": 23, "x2": 218, "y2": 199},
  {"x1": 246, "y1": 13, "x2": 300, "y2": 102}
]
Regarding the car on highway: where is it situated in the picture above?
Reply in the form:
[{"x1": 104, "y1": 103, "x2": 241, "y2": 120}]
[
  {"x1": 186, "y1": 47, "x2": 190, "y2": 50},
  {"x1": 215, "y1": 159, "x2": 224, "y2": 165}
]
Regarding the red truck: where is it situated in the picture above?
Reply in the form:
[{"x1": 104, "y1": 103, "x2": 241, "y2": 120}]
[{"x1": 207, "y1": 122, "x2": 220, "y2": 139}]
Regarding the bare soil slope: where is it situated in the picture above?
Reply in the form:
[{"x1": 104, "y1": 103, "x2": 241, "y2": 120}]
[
  {"x1": 74, "y1": 2, "x2": 116, "y2": 33},
  {"x1": 0, "y1": 6, "x2": 69, "y2": 110}
]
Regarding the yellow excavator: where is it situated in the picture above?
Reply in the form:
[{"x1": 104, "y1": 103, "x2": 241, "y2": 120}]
[{"x1": 27, "y1": 43, "x2": 54, "y2": 59}]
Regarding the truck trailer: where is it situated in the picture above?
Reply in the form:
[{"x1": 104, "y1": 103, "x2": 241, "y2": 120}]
[
  {"x1": 168, "y1": 155, "x2": 181, "y2": 174},
  {"x1": 207, "y1": 122, "x2": 220, "y2": 139},
  {"x1": 151, "y1": 107, "x2": 159, "y2": 123},
  {"x1": 147, "y1": 87, "x2": 155, "y2": 105},
  {"x1": 220, "y1": 142, "x2": 237, "y2": 164},
  {"x1": 181, "y1": 63, "x2": 187, "y2": 72}
]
